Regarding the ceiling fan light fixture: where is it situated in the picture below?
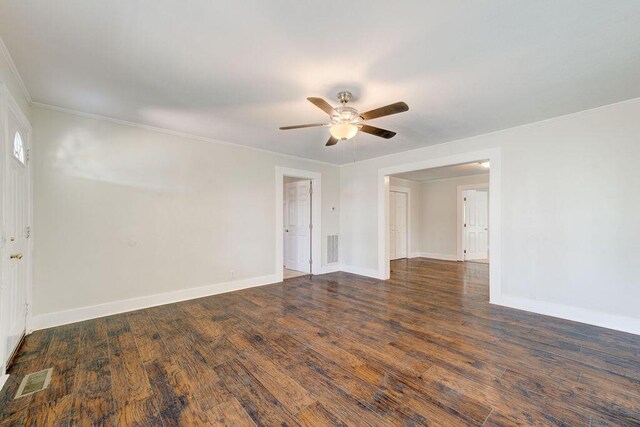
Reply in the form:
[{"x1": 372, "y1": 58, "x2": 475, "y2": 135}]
[
  {"x1": 330, "y1": 122, "x2": 358, "y2": 140},
  {"x1": 279, "y1": 92, "x2": 408, "y2": 146}
]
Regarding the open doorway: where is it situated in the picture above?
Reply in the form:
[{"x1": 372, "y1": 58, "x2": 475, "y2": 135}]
[
  {"x1": 387, "y1": 161, "x2": 490, "y2": 296},
  {"x1": 275, "y1": 167, "x2": 322, "y2": 282},
  {"x1": 377, "y1": 148, "x2": 501, "y2": 302},
  {"x1": 390, "y1": 161, "x2": 489, "y2": 264}
]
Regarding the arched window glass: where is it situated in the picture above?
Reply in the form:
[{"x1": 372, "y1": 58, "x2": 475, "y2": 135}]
[{"x1": 13, "y1": 131, "x2": 25, "y2": 164}]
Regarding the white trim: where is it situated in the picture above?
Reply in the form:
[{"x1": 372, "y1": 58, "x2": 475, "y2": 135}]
[
  {"x1": 321, "y1": 265, "x2": 341, "y2": 274},
  {"x1": 494, "y1": 296, "x2": 640, "y2": 336},
  {"x1": 0, "y1": 36, "x2": 32, "y2": 104},
  {"x1": 27, "y1": 266, "x2": 640, "y2": 336},
  {"x1": 31, "y1": 274, "x2": 279, "y2": 331},
  {"x1": 403, "y1": 172, "x2": 489, "y2": 184},
  {"x1": 378, "y1": 148, "x2": 502, "y2": 303},
  {"x1": 33, "y1": 102, "x2": 336, "y2": 167},
  {"x1": 341, "y1": 97, "x2": 640, "y2": 167},
  {"x1": 457, "y1": 182, "x2": 490, "y2": 261},
  {"x1": 389, "y1": 185, "x2": 411, "y2": 261},
  {"x1": 275, "y1": 167, "x2": 322, "y2": 283},
  {"x1": 29, "y1": 96, "x2": 640, "y2": 170},
  {"x1": 339, "y1": 264, "x2": 379, "y2": 279},
  {"x1": 412, "y1": 252, "x2": 458, "y2": 261}
]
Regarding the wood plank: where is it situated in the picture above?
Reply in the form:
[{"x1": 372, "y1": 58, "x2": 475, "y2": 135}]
[
  {"x1": 106, "y1": 316, "x2": 154, "y2": 407},
  {"x1": 214, "y1": 359, "x2": 299, "y2": 426},
  {"x1": 70, "y1": 318, "x2": 116, "y2": 426},
  {"x1": 206, "y1": 398, "x2": 257, "y2": 427},
  {"x1": 144, "y1": 358, "x2": 212, "y2": 426},
  {"x1": 296, "y1": 401, "x2": 346, "y2": 427},
  {"x1": 237, "y1": 348, "x2": 315, "y2": 414}
]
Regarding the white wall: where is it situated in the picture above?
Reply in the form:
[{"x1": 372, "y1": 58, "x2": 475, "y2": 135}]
[
  {"x1": 341, "y1": 98, "x2": 640, "y2": 329},
  {"x1": 32, "y1": 106, "x2": 340, "y2": 322},
  {"x1": 419, "y1": 174, "x2": 488, "y2": 258}
]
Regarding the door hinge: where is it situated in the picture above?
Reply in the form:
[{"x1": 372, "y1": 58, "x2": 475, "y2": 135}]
[
  {"x1": 464, "y1": 250, "x2": 467, "y2": 254},
  {"x1": 464, "y1": 223, "x2": 466, "y2": 228},
  {"x1": 464, "y1": 197, "x2": 466, "y2": 201},
  {"x1": 25, "y1": 226, "x2": 31, "y2": 239},
  {"x1": 26, "y1": 149, "x2": 30, "y2": 164}
]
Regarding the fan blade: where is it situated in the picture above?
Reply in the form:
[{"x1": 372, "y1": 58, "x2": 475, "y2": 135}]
[
  {"x1": 359, "y1": 102, "x2": 409, "y2": 121},
  {"x1": 307, "y1": 97, "x2": 337, "y2": 116},
  {"x1": 279, "y1": 123, "x2": 329, "y2": 130},
  {"x1": 325, "y1": 136, "x2": 339, "y2": 146},
  {"x1": 359, "y1": 124, "x2": 396, "y2": 139}
]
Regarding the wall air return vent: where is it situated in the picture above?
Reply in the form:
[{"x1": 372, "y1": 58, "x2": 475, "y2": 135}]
[{"x1": 327, "y1": 235, "x2": 339, "y2": 264}]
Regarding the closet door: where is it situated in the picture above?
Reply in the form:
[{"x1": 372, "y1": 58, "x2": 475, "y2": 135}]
[
  {"x1": 389, "y1": 191, "x2": 397, "y2": 260},
  {"x1": 394, "y1": 192, "x2": 408, "y2": 259}
]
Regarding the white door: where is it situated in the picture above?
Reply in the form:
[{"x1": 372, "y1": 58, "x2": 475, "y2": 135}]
[
  {"x1": 283, "y1": 180, "x2": 310, "y2": 273},
  {"x1": 389, "y1": 191, "x2": 408, "y2": 260},
  {"x1": 463, "y1": 189, "x2": 488, "y2": 260},
  {"x1": 0, "y1": 106, "x2": 29, "y2": 373},
  {"x1": 389, "y1": 192, "x2": 396, "y2": 259}
]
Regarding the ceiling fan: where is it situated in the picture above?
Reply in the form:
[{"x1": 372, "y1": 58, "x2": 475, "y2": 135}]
[{"x1": 279, "y1": 91, "x2": 409, "y2": 146}]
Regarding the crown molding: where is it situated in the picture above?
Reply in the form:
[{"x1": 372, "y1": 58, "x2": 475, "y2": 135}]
[
  {"x1": 0, "y1": 35, "x2": 32, "y2": 104},
  {"x1": 338, "y1": 95, "x2": 640, "y2": 167},
  {"x1": 32, "y1": 102, "x2": 338, "y2": 167}
]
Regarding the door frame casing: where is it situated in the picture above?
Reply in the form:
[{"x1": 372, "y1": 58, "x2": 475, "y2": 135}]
[
  {"x1": 275, "y1": 167, "x2": 321, "y2": 282},
  {"x1": 0, "y1": 83, "x2": 33, "y2": 380},
  {"x1": 389, "y1": 186, "x2": 410, "y2": 260},
  {"x1": 377, "y1": 148, "x2": 501, "y2": 303},
  {"x1": 457, "y1": 183, "x2": 489, "y2": 261}
]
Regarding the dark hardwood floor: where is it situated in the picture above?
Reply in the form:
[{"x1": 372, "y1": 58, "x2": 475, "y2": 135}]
[{"x1": 1, "y1": 258, "x2": 639, "y2": 426}]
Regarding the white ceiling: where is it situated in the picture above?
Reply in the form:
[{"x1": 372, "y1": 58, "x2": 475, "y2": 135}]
[
  {"x1": 1, "y1": 1, "x2": 639, "y2": 165},
  {"x1": 394, "y1": 162, "x2": 489, "y2": 182}
]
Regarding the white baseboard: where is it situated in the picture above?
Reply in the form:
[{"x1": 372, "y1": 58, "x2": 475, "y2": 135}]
[
  {"x1": 31, "y1": 274, "x2": 279, "y2": 331},
  {"x1": 28, "y1": 267, "x2": 640, "y2": 337},
  {"x1": 493, "y1": 295, "x2": 640, "y2": 336},
  {"x1": 339, "y1": 264, "x2": 381, "y2": 279},
  {"x1": 412, "y1": 252, "x2": 458, "y2": 261},
  {"x1": 320, "y1": 264, "x2": 341, "y2": 274}
]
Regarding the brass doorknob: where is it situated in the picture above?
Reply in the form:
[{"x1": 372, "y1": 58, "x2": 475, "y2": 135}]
[{"x1": 10, "y1": 254, "x2": 23, "y2": 260}]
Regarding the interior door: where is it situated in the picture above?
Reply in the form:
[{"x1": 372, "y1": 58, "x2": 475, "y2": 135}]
[
  {"x1": 394, "y1": 192, "x2": 408, "y2": 259},
  {"x1": 463, "y1": 189, "x2": 489, "y2": 260},
  {"x1": 390, "y1": 191, "x2": 408, "y2": 260},
  {"x1": 1, "y1": 107, "x2": 29, "y2": 372},
  {"x1": 283, "y1": 180, "x2": 310, "y2": 273},
  {"x1": 389, "y1": 191, "x2": 396, "y2": 260}
]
